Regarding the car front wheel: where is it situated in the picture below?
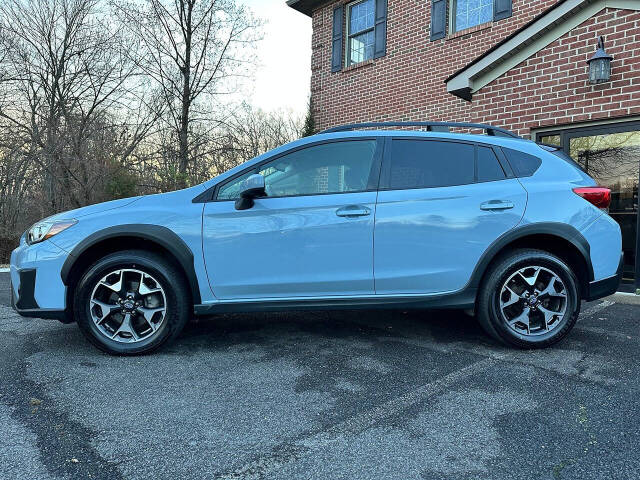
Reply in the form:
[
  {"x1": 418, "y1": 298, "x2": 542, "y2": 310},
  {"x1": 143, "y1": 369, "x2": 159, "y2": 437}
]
[
  {"x1": 74, "y1": 250, "x2": 191, "y2": 355},
  {"x1": 477, "y1": 249, "x2": 581, "y2": 348}
]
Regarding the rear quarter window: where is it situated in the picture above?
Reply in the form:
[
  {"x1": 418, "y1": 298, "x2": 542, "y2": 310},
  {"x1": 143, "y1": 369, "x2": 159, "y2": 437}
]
[{"x1": 502, "y1": 147, "x2": 542, "y2": 177}]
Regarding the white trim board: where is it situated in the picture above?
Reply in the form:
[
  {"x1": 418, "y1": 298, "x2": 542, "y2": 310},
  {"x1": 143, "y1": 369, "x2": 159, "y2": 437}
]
[{"x1": 447, "y1": 0, "x2": 640, "y2": 99}]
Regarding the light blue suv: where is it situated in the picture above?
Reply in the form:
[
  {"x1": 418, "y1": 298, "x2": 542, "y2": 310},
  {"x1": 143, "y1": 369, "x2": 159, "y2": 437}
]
[{"x1": 11, "y1": 122, "x2": 623, "y2": 355}]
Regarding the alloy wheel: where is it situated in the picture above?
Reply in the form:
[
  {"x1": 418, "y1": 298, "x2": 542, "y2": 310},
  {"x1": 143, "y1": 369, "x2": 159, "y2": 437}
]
[
  {"x1": 498, "y1": 265, "x2": 568, "y2": 336},
  {"x1": 89, "y1": 268, "x2": 167, "y2": 343}
]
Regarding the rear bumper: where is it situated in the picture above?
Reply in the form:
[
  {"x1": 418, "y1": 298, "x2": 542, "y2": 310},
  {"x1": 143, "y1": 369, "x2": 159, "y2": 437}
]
[
  {"x1": 10, "y1": 270, "x2": 71, "y2": 323},
  {"x1": 585, "y1": 252, "x2": 624, "y2": 301}
]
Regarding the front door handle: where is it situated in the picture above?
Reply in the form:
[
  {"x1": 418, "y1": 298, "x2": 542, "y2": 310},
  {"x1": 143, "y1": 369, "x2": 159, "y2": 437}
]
[
  {"x1": 336, "y1": 205, "x2": 371, "y2": 217},
  {"x1": 480, "y1": 200, "x2": 515, "y2": 211}
]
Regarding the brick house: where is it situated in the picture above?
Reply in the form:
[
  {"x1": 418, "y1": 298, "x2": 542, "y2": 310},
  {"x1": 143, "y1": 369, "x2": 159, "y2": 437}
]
[{"x1": 288, "y1": 0, "x2": 640, "y2": 287}]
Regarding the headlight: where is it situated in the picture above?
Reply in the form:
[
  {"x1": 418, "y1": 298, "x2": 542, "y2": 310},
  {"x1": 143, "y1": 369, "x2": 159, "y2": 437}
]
[{"x1": 27, "y1": 219, "x2": 77, "y2": 245}]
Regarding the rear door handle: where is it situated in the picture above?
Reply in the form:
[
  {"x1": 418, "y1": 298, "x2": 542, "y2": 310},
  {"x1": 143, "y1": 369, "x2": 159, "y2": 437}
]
[
  {"x1": 336, "y1": 205, "x2": 371, "y2": 217},
  {"x1": 480, "y1": 200, "x2": 515, "y2": 211}
]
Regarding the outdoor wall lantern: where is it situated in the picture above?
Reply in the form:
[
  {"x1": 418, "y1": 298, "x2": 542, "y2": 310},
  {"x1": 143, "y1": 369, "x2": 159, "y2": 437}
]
[{"x1": 587, "y1": 36, "x2": 613, "y2": 84}]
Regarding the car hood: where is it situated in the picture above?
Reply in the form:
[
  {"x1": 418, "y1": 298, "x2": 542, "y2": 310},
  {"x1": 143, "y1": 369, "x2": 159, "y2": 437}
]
[{"x1": 45, "y1": 196, "x2": 143, "y2": 222}]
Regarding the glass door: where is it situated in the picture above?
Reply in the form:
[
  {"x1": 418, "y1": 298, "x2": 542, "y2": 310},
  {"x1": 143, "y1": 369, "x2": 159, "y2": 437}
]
[{"x1": 538, "y1": 122, "x2": 640, "y2": 287}]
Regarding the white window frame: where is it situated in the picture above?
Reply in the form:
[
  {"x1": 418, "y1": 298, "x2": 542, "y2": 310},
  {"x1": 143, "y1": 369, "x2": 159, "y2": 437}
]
[{"x1": 345, "y1": 0, "x2": 376, "y2": 66}]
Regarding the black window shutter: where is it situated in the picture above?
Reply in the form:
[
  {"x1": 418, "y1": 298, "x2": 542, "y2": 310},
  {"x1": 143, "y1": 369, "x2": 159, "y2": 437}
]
[
  {"x1": 430, "y1": 0, "x2": 447, "y2": 41},
  {"x1": 494, "y1": 0, "x2": 512, "y2": 21},
  {"x1": 373, "y1": 0, "x2": 388, "y2": 59},
  {"x1": 331, "y1": 5, "x2": 344, "y2": 72}
]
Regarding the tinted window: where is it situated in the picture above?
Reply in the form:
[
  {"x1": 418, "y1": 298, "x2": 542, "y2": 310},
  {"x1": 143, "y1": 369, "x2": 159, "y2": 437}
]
[
  {"x1": 216, "y1": 140, "x2": 377, "y2": 200},
  {"x1": 477, "y1": 146, "x2": 506, "y2": 182},
  {"x1": 260, "y1": 141, "x2": 376, "y2": 197},
  {"x1": 389, "y1": 140, "x2": 474, "y2": 189},
  {"x1": 502, "y1": 147, "x2": 542, "y2": 177}
]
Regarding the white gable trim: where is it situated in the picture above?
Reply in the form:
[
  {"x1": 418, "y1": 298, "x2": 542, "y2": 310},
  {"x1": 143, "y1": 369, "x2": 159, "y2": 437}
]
[{"x1": 446, "y1": 0, "x2": 640, "y2": 101}]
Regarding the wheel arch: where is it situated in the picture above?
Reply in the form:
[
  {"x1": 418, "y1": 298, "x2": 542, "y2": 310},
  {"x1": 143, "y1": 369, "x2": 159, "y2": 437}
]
[
  {"x1": 61, "y1": 225, "x2": 202, "y2": 310},
  {"x1": 470, "y1": 223, "x2": 593, "y2": 298}
]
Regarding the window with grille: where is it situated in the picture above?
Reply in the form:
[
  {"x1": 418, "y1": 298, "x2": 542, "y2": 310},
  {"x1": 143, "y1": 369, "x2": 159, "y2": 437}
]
[{"x1": 346, "y1": 0, "x2": 375, "y2": 65}]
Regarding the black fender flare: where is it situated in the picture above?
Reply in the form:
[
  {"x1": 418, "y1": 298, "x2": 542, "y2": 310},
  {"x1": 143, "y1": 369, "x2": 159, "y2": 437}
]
[
  {"x1": 468, "y1": 222, "x2": 594, "y2": 289},
  {"x1": 60, "y1": 224, "x2": 201, "y2": 304}
]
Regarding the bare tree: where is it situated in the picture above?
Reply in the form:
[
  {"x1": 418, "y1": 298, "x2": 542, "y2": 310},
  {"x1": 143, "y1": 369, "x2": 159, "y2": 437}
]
[
  {"x1": 0, "y1": 0, "x2": 157, "y2": 211},
  {"x1": 113, "y1": 0, "x2": 261, "y2": 188},
  {"x1": 135, "y1": 104, "x2": 302, "y2": 192},
  {"x1": 213, "y1": 103, "x2": 302, "y2": 172}
]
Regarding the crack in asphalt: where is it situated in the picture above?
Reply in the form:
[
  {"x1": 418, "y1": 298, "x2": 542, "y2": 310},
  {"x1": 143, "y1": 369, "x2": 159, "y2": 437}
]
[{"x1": 420, "y1": 341, "x2": 618, "y2": 387}]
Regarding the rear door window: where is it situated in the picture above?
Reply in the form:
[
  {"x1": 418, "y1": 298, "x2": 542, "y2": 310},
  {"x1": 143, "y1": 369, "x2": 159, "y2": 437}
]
[
  {"x1": 477, "y1": 146, "x2": 506, "y2": 182},
  {"x1": 387, "y1": 140, "x2": 475, "y2": 189}
]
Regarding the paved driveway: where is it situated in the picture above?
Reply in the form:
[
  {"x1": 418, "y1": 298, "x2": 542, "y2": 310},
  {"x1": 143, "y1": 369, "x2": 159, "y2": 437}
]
[{"x1": 1, "y1": 272, "x2": 639, "y2": 480}]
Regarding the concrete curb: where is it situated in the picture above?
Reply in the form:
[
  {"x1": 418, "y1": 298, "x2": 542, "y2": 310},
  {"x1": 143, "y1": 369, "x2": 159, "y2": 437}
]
[{"x1": 607, "y1": 291, "x2": 640, "y2": 306}]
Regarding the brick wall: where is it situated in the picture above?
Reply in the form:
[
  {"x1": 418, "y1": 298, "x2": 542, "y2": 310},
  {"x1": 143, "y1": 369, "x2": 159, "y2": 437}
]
[
  {"x1": 310, "y1": 0, "x2": 640, "y2": 137},
  {"x1": 472, "y1": 7, "x2": 640, "y2": 136}
]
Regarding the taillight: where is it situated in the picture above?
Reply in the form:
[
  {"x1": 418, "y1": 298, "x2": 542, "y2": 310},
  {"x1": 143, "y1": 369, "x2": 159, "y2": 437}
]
[{"x1": 572, "y1": 187, "x2": 611, "y2": 209}]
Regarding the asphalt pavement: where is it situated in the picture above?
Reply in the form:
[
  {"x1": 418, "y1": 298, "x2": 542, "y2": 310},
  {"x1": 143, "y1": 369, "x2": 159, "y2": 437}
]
[
  {"x1": 1, "y1": 271, "x2": 639, "y2": 480},
  {"x1": 0, "y1": 270, "x2": 11, "y2": 306}
]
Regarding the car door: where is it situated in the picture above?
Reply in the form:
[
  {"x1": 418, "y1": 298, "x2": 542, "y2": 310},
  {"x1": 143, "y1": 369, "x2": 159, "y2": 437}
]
[
  {"x1": 374, "y1": 137, "x2": 528, "y2": 295},
  {"x1": 202, "y1": 138, "x2": 382, "y2": 300}
]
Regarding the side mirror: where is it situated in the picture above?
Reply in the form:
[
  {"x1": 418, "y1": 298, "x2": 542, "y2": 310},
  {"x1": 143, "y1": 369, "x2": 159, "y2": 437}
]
[{"x1": 235, "y1": 174, "x2": 266, "y2": 210}]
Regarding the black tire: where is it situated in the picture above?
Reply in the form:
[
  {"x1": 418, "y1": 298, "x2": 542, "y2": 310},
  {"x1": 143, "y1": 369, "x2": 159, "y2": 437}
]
[
  {"x1": 73, "y1": 250, "x2": 191, "y2": 355},
  {"x1": 477, "y1": 248, "x2": 581, "y2": 349}
]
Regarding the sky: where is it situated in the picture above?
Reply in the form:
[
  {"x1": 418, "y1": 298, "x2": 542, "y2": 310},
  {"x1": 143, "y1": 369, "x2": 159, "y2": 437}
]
[{"x1": 239, "y1": 0, "x2": 312, "y2": 116}]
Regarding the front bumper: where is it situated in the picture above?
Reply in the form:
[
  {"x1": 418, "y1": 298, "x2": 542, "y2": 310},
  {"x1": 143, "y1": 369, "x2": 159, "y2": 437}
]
[
  {"x1": 10, "y1": 239, "x2": 72, "y2": 323},
  {"x1": 585, "y1": 252, "x2": 624, "y2": 302},
  {"x1": 10, "y1": 269, "x2": 72, "y2": 323},
  {"x1": 10, "y1": 270, "x2": 71, "y2": 322}
]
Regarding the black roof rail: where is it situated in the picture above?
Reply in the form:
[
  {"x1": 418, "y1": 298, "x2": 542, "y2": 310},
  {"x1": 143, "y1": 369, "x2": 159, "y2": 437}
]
[{"x1": 318, "y1": 122, "x2": 521, "y2": 139}]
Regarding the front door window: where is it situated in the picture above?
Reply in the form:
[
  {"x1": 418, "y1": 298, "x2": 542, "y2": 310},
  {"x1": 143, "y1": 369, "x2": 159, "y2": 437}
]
[
  {"x1": 216, "y1": 140, "x2": 377, "y2": 200},
  {"x1": 258, "y1": 140, "x2": 377, "y2": 197}
]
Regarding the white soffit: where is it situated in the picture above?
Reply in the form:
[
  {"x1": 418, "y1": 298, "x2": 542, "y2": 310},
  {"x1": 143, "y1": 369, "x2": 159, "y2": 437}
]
[{"x1": 446, "y1": 0, "x2": 640, "y2": 100}]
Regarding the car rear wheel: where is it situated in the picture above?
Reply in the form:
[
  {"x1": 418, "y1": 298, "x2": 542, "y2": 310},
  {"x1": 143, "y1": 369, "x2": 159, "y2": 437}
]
[
  {"x1": 74, "y1": 250, "x2": 191, "y2": 355},
  {"x1": 477, "y1": 249, "x2": 580, "y2": 348}
]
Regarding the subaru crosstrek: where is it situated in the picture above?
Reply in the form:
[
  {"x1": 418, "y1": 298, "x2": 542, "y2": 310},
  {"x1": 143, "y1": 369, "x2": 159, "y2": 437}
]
[{"x1": 10, "y1": 122, "x2": 623, "y2": 355}]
